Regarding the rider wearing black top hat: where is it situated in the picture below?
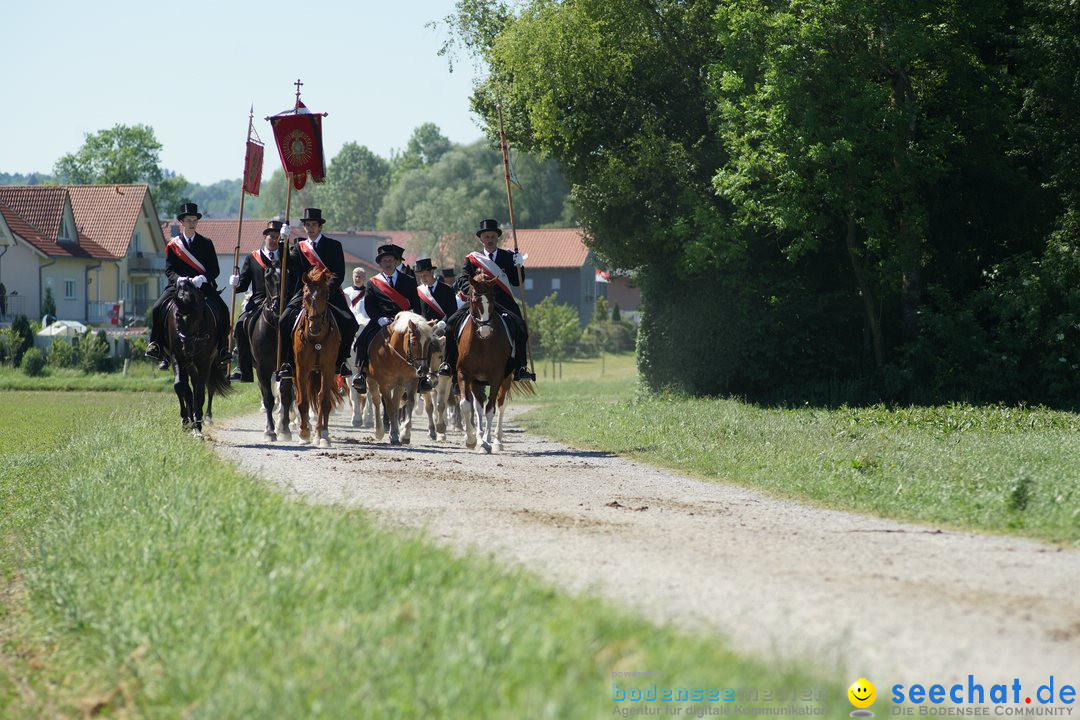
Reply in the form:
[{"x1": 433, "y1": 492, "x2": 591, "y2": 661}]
[
  {"x1": 145, "y1": 203, "x2": 231, "y2": 370},
  {"x1": 276, "y1": 208, "x2": 359, "y2": 380},
  {"x1": 438, "y1": 218, "x2": 536, "y2": 382}
]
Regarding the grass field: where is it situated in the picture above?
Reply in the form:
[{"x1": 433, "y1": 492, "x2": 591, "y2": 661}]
[
  {"x1": 1, "y1": 388, "x2": 827, "y2": 717},
  {"x1": 520, "y1": 353, "x2": 1080, "y2": 545},
  {"x1": 0, "y1": 363, "x2": 173, "y2": 392}
]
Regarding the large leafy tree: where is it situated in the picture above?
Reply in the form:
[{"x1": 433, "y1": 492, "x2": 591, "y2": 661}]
[
  {"x1": 320, "y1": 143, "x2": 391, "y2": 230},
  {"x1": 53, "y1": 124, "x2": 189, "y2": 216}
]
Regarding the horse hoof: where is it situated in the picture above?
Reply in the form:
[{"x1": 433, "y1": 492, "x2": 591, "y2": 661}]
[
  {"x1": 263, "y1": 432, "x2": 277, "y2": 442},
  {"x1": 279, "y1": 432, "x2": 292, "y2": 442},
  {"x1": 480, "y1": 441, "x2": 492, "y2": 454},
  {"x1": 428, "y1": 429, "x2": 437, "y2": 440},
  {"x1": 317, "y1": 438, "x2": 331, "y2": 449},
  {"x1": 352, "y1": 419, "x2": 363, "y2": 428},
  {"x1": 495, "y1": 442, "x2": 504, "y2": 452},
  {"x1": 205, "y1": 416, "x2": 214, "y2": 426},
  {"x1": 436, "y1": 433, "x2": 446, "y2": 442},
  {"x1": 465, "y1": 438, "x2": 476, "y2": 449}
]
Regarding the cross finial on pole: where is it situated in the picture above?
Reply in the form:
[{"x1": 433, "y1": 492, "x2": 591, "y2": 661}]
[{"x1": 294, "y1": 78, "x2": 303, "y2": 109}]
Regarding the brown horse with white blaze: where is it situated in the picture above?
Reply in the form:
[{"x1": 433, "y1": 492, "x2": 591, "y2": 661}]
[
  {"x1": 292, "y1": 267, "x2": 342, "y2": 448},
  {"x1": 365, "y1": 311, "x2": 436, "y2": 445},
  {"x1": 456, "y1": 272, "x2": 534, "y2": 452}
]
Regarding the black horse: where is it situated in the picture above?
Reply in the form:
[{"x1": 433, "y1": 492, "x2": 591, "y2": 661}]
[
  {"x1": 167, "y1": 279, "x2": 232, "y2": 436},
  {"x1": 246, "y1": 265, "x2": 295, "y2": 441}
]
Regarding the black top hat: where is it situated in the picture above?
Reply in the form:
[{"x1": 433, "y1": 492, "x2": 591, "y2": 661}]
[
  {"x1": 376, "y1": 243, "x2": 404, "y2": 263},
  {"x1": 442, "y1": 267, "x2": 456, "y2": 279},
  {"x1": 262, "y1": 220, "x2": 284, "y2": 236},
  {"x1": 301, "y1": 208, "x2": 325, "y2": 224},
  {"x1": 476, "y1": 218, "x2": 502, "y2": 237},
  {"x1": 176, "y1": 202, "x2": 202, "y2": 220},
  {"x1": 415, "y1": 258, "x2": 436, "y2": 272}
]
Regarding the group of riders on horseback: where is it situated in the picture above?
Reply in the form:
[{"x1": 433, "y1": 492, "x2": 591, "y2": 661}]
[{"x1": 145, "y1": 202, "x2": 537, "y2": 418}]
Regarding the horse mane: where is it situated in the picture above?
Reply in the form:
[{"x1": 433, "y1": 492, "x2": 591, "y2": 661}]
[
  {"x1": 390, "y1": 311, "x2": 435, "y2": 343},
  {"x1": 306, "y1": 266, "x2": 331, "y2": 286}
]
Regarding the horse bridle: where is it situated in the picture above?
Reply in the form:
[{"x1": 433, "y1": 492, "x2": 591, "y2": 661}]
[
  {"x1": 301, "y1": 286, "x2": 333, "y2": 342},
  {"x1": 468, "y1": 284, "x2": 497, "y2": 333}
]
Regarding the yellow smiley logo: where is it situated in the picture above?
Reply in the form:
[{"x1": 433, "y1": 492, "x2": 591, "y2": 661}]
[{"x1": 848, "y1": 678, "x2": 877, "y2": 709}]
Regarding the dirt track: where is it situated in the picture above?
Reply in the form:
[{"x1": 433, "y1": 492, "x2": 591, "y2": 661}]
[{"x1": 211, "y1": 403, "x2": 1080, "y2": 684}]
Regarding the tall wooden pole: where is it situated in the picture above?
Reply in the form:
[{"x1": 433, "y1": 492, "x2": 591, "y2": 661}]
[
  {"x1": 496, "y1": 102, "x2": 535, "y2": 375},
  {"x1": 275, "y1": 177, "x2": 294, "y2": 371},
  {"x1": 227, "y1": 105, "x2": 255, "y2": 373}
]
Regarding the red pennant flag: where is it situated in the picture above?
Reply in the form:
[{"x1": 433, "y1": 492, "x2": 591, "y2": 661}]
[
  {"x1": 242, "y1": 140, "x2": 264, "y2": 196},
  {"x1": 269, "y1": 100, "x2": 326, "y2": 190}
]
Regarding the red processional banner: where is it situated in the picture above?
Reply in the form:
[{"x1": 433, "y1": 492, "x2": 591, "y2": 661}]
[
  {"x1": 269, "y1": 100, "x2": 326, "y2": 190},
  {"x1": 242, "y1": 140, "x2": 264, "y2": 196}
]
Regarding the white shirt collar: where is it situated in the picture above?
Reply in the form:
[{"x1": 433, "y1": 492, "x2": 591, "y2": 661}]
[
  {"x1": 383, "y1": 270, "x2": 398, "y2": 284},
  {"x1": 309, "y1": 233, "x2": 323, "y2": 244}
]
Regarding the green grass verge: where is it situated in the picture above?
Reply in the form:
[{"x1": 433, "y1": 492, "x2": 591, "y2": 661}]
[
  {"x1": 521, "y1": 353, "x2": 1080, "y2": 545},
  {"x1": 1, "y1": 389, "x2": 829, "y2": 717},
  {"x1": 0, "y1": 363, "x2": 174, "y2": 392}
]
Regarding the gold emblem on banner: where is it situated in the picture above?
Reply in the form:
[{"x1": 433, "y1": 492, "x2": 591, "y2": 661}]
[{"x1": 284, "y1": 130, "x2": 312, "y2": 164}]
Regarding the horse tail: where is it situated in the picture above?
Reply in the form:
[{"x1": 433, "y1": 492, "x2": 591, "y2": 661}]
[
  {"x1": 207, "y1": 359, "x2": 234, "y2": 397},
  {"x1": 506, "y1": 380, "x2": 536, "y2": 400}
]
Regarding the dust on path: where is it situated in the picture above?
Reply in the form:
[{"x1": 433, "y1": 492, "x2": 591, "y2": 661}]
[{"x1": 210, "y1": 404, "x2": 1080, "y2": 683}]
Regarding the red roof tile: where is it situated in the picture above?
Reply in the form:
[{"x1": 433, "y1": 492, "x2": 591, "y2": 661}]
[
  {"x1": 502, "y1": 228, "x2": 590, "y2": 268},
  {"x1": 66, "y1": 184, "x2": 157, "y2": 258},
  {"x1": 0, "y1": 191, "x2": 114, "y2": 260}
]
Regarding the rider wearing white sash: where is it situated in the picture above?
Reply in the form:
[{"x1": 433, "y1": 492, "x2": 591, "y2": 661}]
[
  {"x1": 437, "y1": 218, "x2": 537, "y2": 382},
  {"x1": 276, "y1": 208, "x2": 360, "y2": 380},
  {"x1": 145, "y1": 203, "x2": 232, "y2": 370}
]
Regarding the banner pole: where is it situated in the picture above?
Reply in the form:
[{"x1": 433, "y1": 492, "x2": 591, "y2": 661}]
[
  {"x1": 228, "y1": 105, "x2": 255, "y2": 373},
  {"x1": 497, "y1": 102, "x2": 535, "y2": 375}
]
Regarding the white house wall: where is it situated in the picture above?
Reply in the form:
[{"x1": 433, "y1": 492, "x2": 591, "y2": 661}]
[
  {"x1": 0, "y1": 240, "x2": 41, "y2": 318},
  {"x1": 42, "y1": 258, "x2": 88, "y2": 322}
]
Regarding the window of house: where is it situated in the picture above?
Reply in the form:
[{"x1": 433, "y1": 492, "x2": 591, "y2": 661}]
[
  {"x1": 551, "y1": 278, "x2": 561, "y2": 290},
  {"x1": 64, "y1": 279, "x2": 76, "y2": 300},
  {"x1": 524, "y1": 278, "x2": 534, "y2": 291},
  {"x1": 133, "y1": 232, "x2": 141, "y2": 253}
]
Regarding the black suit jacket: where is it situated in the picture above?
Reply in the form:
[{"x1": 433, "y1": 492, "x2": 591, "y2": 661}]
[
  {"x1": 236, "y1": 248, "x2": 299, "y2": 304},
  {"x1": 288, "y1": 234, "x2": 346, "y2": 300},
  {"x1": 454, "y1": 247, "x2": 524, "y2": 316},
  {"x1": 364, "y1": 272, "x2": 421, "y2": 321},
  {"x1": 165, "y1": 232, "x2": 220, "y2": 287},
  {"x1": 419, "y1": 279, "x2": 459, "y2": 320}
]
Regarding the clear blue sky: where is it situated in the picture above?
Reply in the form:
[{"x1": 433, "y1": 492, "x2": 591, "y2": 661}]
[{"x1": 3, "y1": 0, "x2": 486, "y2": 185}]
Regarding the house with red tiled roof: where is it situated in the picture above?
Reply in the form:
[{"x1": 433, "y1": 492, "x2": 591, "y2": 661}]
[{"x1": 0, "y1": 184, "x2": 166, "y2": 324}]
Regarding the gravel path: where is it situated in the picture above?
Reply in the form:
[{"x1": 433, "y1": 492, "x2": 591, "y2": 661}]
[{"x1": 211, "y1": 403, "x2": 1080, "y2": 683}]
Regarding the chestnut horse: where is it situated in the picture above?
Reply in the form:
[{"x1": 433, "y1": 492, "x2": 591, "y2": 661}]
[
  {"x1": 167, "y1": 279, "x2": 232, "y2": 437},
  {"x1": 364, "y1": 311, "x2": 436, "y2": 445},
  {"x1": 292, "y1": 267, "x2": 342, "y2": 448},
  {"x1": 247, "y1": 264, "x2": 294, "y2": 442},
  {"x1": 456, "y1": 273, "x2": 534, "y2": 452}
]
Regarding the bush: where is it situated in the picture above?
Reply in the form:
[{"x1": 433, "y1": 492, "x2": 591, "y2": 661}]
[
  {"x1": 77, "y1": 329, "x2": 112, "y2": 374},
  {"x1": 10, "y1": 314, "x2": 33, "y2": 366},
  {"x1": 20, "y1": 347, "x2": 47, "y2": 376},
  {"x1": 49, "y1": 338, "x2": 78, "y2": 368}
]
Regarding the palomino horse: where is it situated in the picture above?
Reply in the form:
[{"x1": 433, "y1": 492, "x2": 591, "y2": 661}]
[
  {"x1": 292, "y1": 267, "x2": 342, "y2": 448},
  {"x1": 167, "y1": 278, "x2": 232, "y2": 437},
  {"x1": 364, "y1": 311, "x2": 436, "y2": 445},
  {"x1": 247, "y1": 264, "x2": 294, "y2": 442},
  {"x1": 456, "y1": 273, "x2": 534, "y2": 452}
]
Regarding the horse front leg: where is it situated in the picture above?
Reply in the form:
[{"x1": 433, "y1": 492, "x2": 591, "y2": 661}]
[
  {"x1": 470, "y1": 380, "x2": 489, "y2": 452},
  {"x1": 459, "y1": 376, "x2": 476, "y2": 449},
  {"x1": 480, "y1": 377, "x2": 499, "y2": 454},
  {"x1": 494, "y1": 377, "x2": 512, "y2": 452},
  {"x1": 425, "y1": 390, "x2": 436, "y2": 440},
  {"x1": 276, "y1": 377, "x2": 293, "y2": 441},
  {"x1": 173, "y1": 361, "x2": 193, "y2": 430},
  {"x1": 435, "y1": 377, "x2": 450, "y2": 441},
  {"x1": 296, "y1": 372, "x2": 312, "y2": 444},
  {"x1": 384, "y1": 386, "x2": 400, "y2": 446},
  {"x1": 191, "y1": 367, "x2": 207, "y2": 438},
  {"x1": 400, "y1": 383, "x2": 414, "y2": 445},
  {"x1": 317, "y1": 374, "x2": 332, "y2": 449}
]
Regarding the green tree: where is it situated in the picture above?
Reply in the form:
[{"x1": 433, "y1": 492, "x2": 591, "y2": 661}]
[
  {"x1": 321, "y1": 143, "x2": 391, "y2": 230},
  {"x1": 252, "y1": 168, "x2": 321, "y2": 221},
  {"x1": 530, "y1": 293, "x2": 580, "y2": 377},
  {"x1": 53, "y1": 124, "x2": 189, "y2": 217},
  {"x1": 41, "y1": 288, "x2": 56, "y2": 322},
  {"x1": 391, "y1": 122, "x2": 454, "y2": 180}
]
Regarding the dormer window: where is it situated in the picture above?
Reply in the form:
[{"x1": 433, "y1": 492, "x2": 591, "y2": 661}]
[{"x1": 59, "y1": 216, "x2": 76, "y2": 242}]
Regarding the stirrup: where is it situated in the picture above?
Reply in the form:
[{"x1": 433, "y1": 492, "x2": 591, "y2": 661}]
[
  {"x1": 337, "y1": 362, "x2": 352, "y2": 378},
  {"x1": 157, "y1": 359, "x2": 170, "y2": 371},
  {"x1": 145, "y1": 341, "x2": 165, "y2": 361},
  {"x1": 278, "y1": 363, "x2": 293, "y2": 379},
  {"x1": 352, "y1": 374, "x2": 366, "y2": 393},
  {"x1": 418, "y1": 377, "x2": 433, "y2": 394},
  {"x1": 514, "y1": 367, "x2": 536, "y2": 382},
  {"x1": 437, "y1": 362, "x2": 453, "y2": 377}
]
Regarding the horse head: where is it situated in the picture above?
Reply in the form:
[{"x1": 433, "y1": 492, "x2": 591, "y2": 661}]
[
  {"x1": 261, "y1": 264, "x2": 281, "y2": 320},
  {"x1": 172, "y1": 279, "x2": 212, "y2": 356},
  {"x1": 468, "y1": 272, "x2": 499, "y2": 340},
  {"x1": 301, "y1": 267, "x2": 332, "y2": 339}
]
